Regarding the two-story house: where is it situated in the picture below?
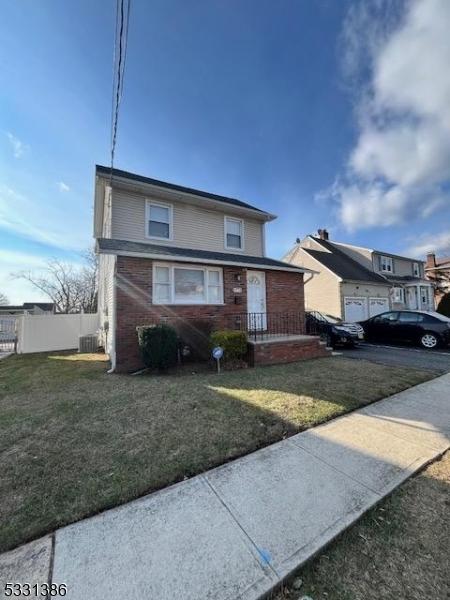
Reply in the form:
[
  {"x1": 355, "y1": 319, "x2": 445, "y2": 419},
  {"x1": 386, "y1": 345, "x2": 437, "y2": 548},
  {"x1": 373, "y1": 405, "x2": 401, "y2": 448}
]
[
  {"x1": 284, "y1": 230, "x2": 434, "y2": 322},
  {"x1": 94, "y1": 166, "x2": 325, "y2": 372}
]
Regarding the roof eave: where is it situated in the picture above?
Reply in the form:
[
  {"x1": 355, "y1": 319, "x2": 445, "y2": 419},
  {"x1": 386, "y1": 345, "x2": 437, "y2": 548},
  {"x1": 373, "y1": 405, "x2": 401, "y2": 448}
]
[
  {"x1": 96, "y1": 166, "x2": 276, "y2": 222},
  {"x1": 96, "y1": 244, "x2": 311, "y2": 274}
]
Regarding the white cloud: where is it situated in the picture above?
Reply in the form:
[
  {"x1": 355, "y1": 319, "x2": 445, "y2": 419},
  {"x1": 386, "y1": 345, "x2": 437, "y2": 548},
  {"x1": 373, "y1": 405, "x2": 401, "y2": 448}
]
[
  {"x1": 407, "y1": 230, "x2": 450, "y2": 257},
  {"x1": 5, "y1": 132, "x2": 29, "y2": 158},
  {"x1": 0, "y1": 185, "x2": 90, "y2": 250},
  {"x1": 57, "y1": 181, "x2": 70, "y2": 192},
  {"x1": 321, "y1": 0, "x2": 450, "y2": 230}
]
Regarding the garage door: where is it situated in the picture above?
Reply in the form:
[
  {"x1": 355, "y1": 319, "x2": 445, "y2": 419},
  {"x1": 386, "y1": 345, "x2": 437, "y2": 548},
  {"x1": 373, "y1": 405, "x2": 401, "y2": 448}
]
[
  {"x1": 344, "y1": 297, "x2": 368, "y2": 322},
  {"x1": 369, "y1": 297, "x2": 389, "y2": 317}
]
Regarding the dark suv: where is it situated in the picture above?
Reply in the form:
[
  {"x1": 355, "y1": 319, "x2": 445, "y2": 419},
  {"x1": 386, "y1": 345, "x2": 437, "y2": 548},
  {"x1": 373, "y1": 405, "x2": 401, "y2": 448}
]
[
  {"x1": 305, "y1": 311, "x2": 364, "y2": 348},
  {"x1": 360, "y1": 310, "x2": 450, "y2": 349}
]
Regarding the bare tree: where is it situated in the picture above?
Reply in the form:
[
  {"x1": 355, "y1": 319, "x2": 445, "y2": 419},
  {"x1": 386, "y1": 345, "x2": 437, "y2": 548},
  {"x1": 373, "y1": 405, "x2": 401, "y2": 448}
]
[
  {"x1": 14, "y1": 250, "x2": 98, "y2": 313},
  {"x1": 0, "y1": 292, "x2": 9, "y2": 305}
]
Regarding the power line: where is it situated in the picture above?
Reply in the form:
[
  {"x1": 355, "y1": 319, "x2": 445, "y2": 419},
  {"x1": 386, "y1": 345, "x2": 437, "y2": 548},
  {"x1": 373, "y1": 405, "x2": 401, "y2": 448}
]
[{"x1": 110, "y1": 0, "x2": 131, "y2": 182}]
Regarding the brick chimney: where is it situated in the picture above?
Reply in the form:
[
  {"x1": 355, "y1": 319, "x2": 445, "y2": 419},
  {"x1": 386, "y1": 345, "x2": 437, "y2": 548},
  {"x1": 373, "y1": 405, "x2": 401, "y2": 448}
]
[
  {"x1": 317, "y1": 228, "x2": 329, "y2": 241},
  {"x1": 426, "y1": 252, "x2": 436, "y2": 268}
]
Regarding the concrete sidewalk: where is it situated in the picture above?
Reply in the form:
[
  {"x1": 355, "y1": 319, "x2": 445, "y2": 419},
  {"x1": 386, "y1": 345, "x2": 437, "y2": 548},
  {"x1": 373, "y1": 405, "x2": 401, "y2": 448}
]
[{"x1": 2, "y1": 375, "x2": 449, "y2": 600}]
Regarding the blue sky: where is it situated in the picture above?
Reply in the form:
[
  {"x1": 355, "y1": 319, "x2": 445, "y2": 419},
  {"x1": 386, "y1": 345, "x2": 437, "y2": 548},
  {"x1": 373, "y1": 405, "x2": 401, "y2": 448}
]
[{"x1": 1, "y1": 0, "x2": 450, "y2": 302}]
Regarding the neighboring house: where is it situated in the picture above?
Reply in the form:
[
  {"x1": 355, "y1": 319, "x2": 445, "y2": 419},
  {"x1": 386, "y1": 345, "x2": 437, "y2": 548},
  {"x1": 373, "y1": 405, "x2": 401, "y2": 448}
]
[
  {"x1": 425, "y1": 253, "x2": 450, "y2": 307},
  {"x1": 0, "y1": 302, "x2": 55, "y2": 316},
  {"x1": 94, "y1": 166, "x2": 321, "y2": 372},
  {"x1": 284, "y1": 230, "x2": 434, "y2": 322}
]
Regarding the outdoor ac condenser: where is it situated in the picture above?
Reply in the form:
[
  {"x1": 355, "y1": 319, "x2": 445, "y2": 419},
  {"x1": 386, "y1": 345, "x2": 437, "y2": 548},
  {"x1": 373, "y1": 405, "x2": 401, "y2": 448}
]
[{"x1": 78, "y1": 334, "x2": 98, "y2": 353}]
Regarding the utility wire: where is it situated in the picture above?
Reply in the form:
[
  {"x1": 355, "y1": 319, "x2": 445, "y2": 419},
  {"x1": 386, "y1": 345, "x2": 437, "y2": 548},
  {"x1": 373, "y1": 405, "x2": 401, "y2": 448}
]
[{"x1": 110, "y1": 0, "x2": 131, "y2": 183}]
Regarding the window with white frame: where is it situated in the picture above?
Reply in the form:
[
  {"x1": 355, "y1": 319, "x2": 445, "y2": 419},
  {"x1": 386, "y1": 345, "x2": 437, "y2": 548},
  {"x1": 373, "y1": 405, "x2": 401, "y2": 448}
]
[
  {"x1": 225, "y1": 217, "x2": 243, "y2": 250},
  {"x1": 146, "y1": 201, "x2": 172, "y2": 240},
  {"x1": 380, "y1": 255, "x2": 393, "y2": 273},
  {"x1": 412, "y1": 262, "x2": 420, "y2": 277},
  {"x1": 391, "y1": 287, "x2": 404, "y2": 303},
  {"x1": 153, "y1": 263, "x2": 223, "y2": 305}
]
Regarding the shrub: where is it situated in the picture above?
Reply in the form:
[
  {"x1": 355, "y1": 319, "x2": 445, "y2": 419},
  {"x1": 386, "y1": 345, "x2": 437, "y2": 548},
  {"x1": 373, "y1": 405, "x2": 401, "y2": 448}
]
[
  {"x1": 137, "y1": 324, "x2": 178, "y2": 371},
  {"x1": 210, "y1": 330, "x2": 247, "y2": 361},
  {"x1": 437, "y1": 293, "x2": 450, "y2": 317},
  {"x1": 176, "y1": 319, "x2": 214, "y2": 362}
]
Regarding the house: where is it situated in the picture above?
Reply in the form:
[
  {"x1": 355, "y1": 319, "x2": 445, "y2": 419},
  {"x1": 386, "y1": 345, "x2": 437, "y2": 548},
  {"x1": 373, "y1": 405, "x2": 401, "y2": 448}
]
[
  {"x1": 0, "y1": 302, "x2": 55, "y2": 316},
  {"x1": 425, "y1": 253, "x2": 450, "y2": 308},
  {"x1": 283, "y1": 229, "x2": 434, "y2": 322},
  {"x1": 94, "y1": 166, "x2": 327, "y2": 372}
]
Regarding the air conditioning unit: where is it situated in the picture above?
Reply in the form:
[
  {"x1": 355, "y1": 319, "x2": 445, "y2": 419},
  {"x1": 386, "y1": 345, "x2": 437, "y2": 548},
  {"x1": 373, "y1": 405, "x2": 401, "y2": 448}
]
[{"x1": 79, "y1": 334, "x2": 98, "y2": 353}]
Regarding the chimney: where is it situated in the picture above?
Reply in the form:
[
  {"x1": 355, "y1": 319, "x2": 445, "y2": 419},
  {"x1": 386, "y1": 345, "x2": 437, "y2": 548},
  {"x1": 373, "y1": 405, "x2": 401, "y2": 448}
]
[
  {"x1": 318, "y1": 228, "x2": 329, "y2": 241},
  {"x1": 426, "y1": 252, "x2": 436, "y2": 268}
]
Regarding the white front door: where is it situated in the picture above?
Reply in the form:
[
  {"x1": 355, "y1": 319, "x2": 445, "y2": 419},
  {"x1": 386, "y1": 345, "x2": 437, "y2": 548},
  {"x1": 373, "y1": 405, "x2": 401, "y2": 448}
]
[
  {"x1": 247, "y1": 271, "x2": 267, "y2": 330},
  {"x1": 344, "y1": 297, "x2": 368, "y2": 322},
  {"x1": 369, "y1": 297, "x2": 389, "y2": 317}
]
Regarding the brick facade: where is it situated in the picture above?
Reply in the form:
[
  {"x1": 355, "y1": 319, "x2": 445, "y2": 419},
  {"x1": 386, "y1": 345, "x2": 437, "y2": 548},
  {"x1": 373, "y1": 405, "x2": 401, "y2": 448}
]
[
  {"x1": 114, "y1": 255, "x2": 305, "y2": 372},
  {"x1": 247, "y1": 337, "x2": 330, "y2": 367}
]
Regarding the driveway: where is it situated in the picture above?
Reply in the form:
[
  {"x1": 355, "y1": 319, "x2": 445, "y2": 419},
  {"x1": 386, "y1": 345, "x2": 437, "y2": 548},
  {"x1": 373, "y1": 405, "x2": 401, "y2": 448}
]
[{"x1": 343, "y1": 342, "x2": 450, "y2": 373}]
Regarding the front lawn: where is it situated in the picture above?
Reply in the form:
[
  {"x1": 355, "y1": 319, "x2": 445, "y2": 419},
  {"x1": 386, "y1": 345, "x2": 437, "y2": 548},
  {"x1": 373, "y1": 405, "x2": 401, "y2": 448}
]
[
  {"x1": 274, "y1": 451, "x2": 450, "y2": 600},
  {"x1": 0, "y1": 352, "x2": 432, "y2": 552}
]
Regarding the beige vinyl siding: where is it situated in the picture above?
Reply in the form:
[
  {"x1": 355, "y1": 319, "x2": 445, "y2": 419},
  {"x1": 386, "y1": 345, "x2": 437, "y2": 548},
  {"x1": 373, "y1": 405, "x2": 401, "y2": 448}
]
[
  {"x1": 373, "y1": 254, "x2": 422, "y2": 277},
  {"x1": 98, "y1": 253, "x2": 116, "y2": 355},
  {"x1": 286, "y1": 248, "x2": 342, "y2": 317},
  {"x1": 111, "y1": 189, "x2": 264, "y2": 256},
  {"x1": 102, "y1": 186, "x2": 112, "y2": 237}
]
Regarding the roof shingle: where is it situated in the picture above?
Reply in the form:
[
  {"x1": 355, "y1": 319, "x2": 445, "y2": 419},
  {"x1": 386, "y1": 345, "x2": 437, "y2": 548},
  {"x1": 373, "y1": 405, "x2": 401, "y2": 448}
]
[
  {"x1": 97, "y1": 238, "x2": 306, "y2": 272},
  {"x1": 301, "y1": 238, "x2": 388, "y2": 284}
]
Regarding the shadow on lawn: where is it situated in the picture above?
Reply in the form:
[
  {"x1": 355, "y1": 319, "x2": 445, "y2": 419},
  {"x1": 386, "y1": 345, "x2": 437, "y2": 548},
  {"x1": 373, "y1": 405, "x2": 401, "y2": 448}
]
[{"x1": 0, "y1": 353, "x2": 435, "y2": 554}]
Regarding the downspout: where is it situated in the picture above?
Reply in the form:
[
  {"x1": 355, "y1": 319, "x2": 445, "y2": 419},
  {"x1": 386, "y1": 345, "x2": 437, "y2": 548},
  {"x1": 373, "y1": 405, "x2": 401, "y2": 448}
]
[{"x1": 107, "y1": 257, "x2": 117, "y2": 374}]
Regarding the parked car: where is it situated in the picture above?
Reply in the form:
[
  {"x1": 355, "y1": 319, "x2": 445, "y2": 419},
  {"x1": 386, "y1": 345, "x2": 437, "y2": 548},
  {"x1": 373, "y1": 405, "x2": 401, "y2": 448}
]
[
  {"x1": 359, "y1": 310, "x2": 450, "y2": 349},
  {"x1": 305, "y1": 311, "x2": 364, "y2": 348}
]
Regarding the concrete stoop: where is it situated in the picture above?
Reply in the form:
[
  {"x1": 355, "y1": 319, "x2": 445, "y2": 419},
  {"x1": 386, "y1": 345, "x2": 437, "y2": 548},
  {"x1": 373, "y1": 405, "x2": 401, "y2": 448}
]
[{"x1": 1, "y1": 374, "x2": 449, "y2": 600}]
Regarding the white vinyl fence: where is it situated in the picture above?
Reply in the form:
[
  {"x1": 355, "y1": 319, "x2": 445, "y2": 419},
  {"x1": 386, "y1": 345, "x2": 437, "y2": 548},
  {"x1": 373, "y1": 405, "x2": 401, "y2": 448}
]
[{"x1": 17, "y1": 313, "x2": 99, "y2": 354}]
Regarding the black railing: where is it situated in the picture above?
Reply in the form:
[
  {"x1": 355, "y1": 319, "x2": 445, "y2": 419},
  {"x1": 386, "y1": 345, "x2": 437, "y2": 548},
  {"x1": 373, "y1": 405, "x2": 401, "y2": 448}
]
[
  {"x1": 148, "y1": 311, "x2": 317, "y2": 345},
  {"x1": 226, "y1": 312, "x2": 309, "y2": 341}
]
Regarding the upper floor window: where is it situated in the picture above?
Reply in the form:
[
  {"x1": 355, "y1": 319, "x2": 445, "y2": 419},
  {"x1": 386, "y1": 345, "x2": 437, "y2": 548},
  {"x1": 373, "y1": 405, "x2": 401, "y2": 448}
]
[
  {"x1": 146, "y1": 201, "x2": 172, "y2": 240},
  {"x1": 224, "y1": 217, "x2": 244, "y2": 250},
  {"x1": 412, "y1": 262, "x2": 420, "y2": 277},
  {"x1": 379, "y1": 255, "x2": 393, "y2": 273}
]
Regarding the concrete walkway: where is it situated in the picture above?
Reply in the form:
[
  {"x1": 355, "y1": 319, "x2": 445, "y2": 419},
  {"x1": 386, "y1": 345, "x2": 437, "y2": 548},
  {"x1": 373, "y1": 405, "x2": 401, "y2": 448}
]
[{"x1": 2, "y1": 375, "x2": 449, "y2": 600}]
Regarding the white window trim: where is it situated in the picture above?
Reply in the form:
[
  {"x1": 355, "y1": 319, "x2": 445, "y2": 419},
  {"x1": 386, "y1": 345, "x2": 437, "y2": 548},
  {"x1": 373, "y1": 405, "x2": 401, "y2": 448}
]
[
  {"x1": 391, "y1": 286, "x2": 405, "y2": 303},
  {"x1": 145, "y1": 200, "x2": 173, "y2": 241},
  {"x1": 412, "y1": 262, "x2": 420, "y2": 277},
  {"x1": 152, "y1": 262, "x2": 224, "y2": 305},
  {"x1": 380, "y1": 255, "x2": 393, "y2": 273},
  {"x1": 224, "y1": 216, "x2": 245, "y2": 252}
]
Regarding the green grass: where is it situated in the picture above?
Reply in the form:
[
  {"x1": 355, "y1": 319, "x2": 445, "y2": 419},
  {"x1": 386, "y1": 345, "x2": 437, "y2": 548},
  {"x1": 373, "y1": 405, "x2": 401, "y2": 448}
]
[
  {"x1": 0, "y1": 351, "x2": 432, "y2": 552},
  {"x1": 274, "y1": 452, "x2": 450, "y2": 600}
]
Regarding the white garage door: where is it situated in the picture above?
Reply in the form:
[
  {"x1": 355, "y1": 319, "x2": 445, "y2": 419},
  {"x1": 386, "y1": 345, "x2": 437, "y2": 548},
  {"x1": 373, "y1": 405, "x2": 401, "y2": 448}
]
[
  {"x1": 369, "y1": 297, "x2": 389, "y2": 317},
  {"x1": 344, "y1": 297, "x2": 368, "y2": 322}
]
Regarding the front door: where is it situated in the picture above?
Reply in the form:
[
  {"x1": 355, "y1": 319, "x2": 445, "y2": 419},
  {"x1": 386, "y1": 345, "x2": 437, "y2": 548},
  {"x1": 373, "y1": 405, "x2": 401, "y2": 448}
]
[{"x1": 247, "y1": 271, "x2": 267, "y2": 330}]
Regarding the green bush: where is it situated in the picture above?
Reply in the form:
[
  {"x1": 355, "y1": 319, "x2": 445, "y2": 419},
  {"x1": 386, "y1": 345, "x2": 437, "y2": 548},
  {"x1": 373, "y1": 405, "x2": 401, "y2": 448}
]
[
  {"x1": 210, "y1": 330, "x2": 247, "y2": 361},
  {"x1": 437, "y1": 293, "x2": 450, "y2": 317},
  {"x1": 137, "y1": 324, "x2": 178, "y2": 371}
]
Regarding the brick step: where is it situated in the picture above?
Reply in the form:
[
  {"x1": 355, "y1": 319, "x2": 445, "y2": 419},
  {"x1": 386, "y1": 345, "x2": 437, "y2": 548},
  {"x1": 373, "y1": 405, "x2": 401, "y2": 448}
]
[{"x1": 247, "y1": 335, "x2": 332, "y2": 367}]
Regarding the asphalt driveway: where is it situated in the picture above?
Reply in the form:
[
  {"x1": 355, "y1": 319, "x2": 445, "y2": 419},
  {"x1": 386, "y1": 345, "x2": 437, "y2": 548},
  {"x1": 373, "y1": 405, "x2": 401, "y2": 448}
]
[{"x1": 343, "y1": 342, "x2": 450, "y2": 373}]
